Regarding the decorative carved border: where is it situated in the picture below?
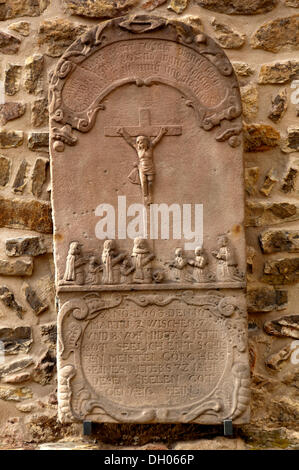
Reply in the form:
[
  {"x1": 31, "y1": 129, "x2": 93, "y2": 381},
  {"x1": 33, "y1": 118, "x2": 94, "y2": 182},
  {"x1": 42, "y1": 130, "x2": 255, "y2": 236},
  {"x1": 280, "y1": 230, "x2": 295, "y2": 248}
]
[
  {"x1": 49, "y1": 15, "x2": 243, "y2": 151},
  {"x1": 57, "y1": 291, "x2": 249, "y2": 424}
]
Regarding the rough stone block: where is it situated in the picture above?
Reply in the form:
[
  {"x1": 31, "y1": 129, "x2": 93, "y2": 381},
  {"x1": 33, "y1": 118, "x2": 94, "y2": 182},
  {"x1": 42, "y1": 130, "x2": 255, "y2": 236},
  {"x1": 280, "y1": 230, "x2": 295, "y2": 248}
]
[
  {"x1": 264, "y1": 315, "x2": 299, "y2": 339},
  {"x1": 0, "y1": 102, "x2": 26, "y2": 126},
  {"x1": 23, "y1": 283, "x2": 48, "y2": 315},
  {"x1": 0, "y1": 197, "x2": 52, "y2": 233},
  {"x1": 0, "y1": 130, "x2": 23, "y2": 149},
  {"x1": 27, "y1": 132, "x2": 49, "y2": 152},
  {"x1": 262, "y1": 258, "x2": 299, "y2": 284},
  {"x1": 243, "y1": 123, "x2": 280, "y2": 152},
  {"x1": 251, "y1": 15, "x2": 299, "y2": 53},
  {"x1": 0, "y1": 155, "x2": 11, "y2": 187},
  {"x1": 6, "y1": 235, "x2": 46, "y2": 257},
  {"x1": 195, "y1": 0, "x2": 278, "y2": 14},
  {"x1": 0, "y1": 286, "x2": 24, "y2": 318},
  {"x1": 247, "y1": 286, "x2": 288, "y2": 312},
  {"x1": 0, "y1": 327, "x2": 33, "y2": 355},
  {"x1": 4, "y1": 64, "x2": 22, "y2": 96},
  {"x1": 0, "y1": 258, "x2": 33, "y2": 276}
]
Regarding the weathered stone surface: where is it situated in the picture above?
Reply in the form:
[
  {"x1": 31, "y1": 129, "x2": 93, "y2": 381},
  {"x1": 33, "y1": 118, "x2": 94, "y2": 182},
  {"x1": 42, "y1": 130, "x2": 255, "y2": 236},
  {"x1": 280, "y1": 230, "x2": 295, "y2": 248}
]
[
  {"x1": 3, "y1": 372, "x2": 31, "y2": 384},
  {"x1": 0, "y1": 358, "x2": 33, "y2": 378},
  {"x1": 8, "y1": 21, "x2": 30, "y2": 37},
  {"x1": 245, "y1": 201, "x2": 298, "y2": 226},
  {"x1": 195, "y1": 0, "x2": 277, "y2": 14},
  {"x1": 281, "y1": 168, "x2": 297, "y2": 193},
  {"x1": 262, "y1": 258, "x2": 299, "y2": 284},
  {"x1": 285, "y1": 0, "x2": 299, "y2": 5},
  {"x1": 245, "y1": 167, "x2": 259, "y2": 196},
  {"x1": 40, "y1": 323, "x2": 57, "y2": 350},
  {"x1": 0, "y1": 102, "x2": 26, "y2": 126},
  {"x1": 259, "y1": 168, "x2": 278, "y2": 197},
  {"x1": 241, "y1": 84, "x2": 258, "y2": 120},
  {"x1": 0, "y1": 258, "x2": 33, "y2": 276},
  {"x1": 0, "y1": 327, "x2": 33, "y2": 355},
  {"x1": 62, "y1": 0, "x2": 139, "y2": 17},
  {"x1": 23, "y1": 284, "x2": 48, "y2": 315},
  {"x1": 0, "y1": 155, "x2": 11, "y2": 187},
  {"x1": 243, "y1": 123, "x2": 280, "y2": 152},
  {"x1": 31, "y1": 157, "x2": 48, "y2": 197},
  {"x1": 247, "y1": 286, "x2": 287, "y2": 312},
  {"x1": 247, "y1": 246, "x2": 256, "y2": 273},
  {"x1": 241, "y1": 420, "x2": 299, "y2": 449},
  {"x1": 265, "y1": 345, "x2": 293, "y2": 370},
  {"x1": 38, "y1": 19, "x2": 88, "y2": 58},
  {"x1": 4, "y1": 64, "x2": 22, "y2": 96},
  {"x1": 264, "y1": 315, "x2": 299, "y2": 339},
  {"x1": 251, "y1": 15, "x2": 299, "y2": 53},
  {"x1": 16, "y1": 402, "x2": 36, "y2": 413},
  {"x1": 281, "y1": 369, "x2": 299, "y2": 388},
  {"x1": 12, "y1": 160, "x2": 28, "y2": 194},
  {"x1": 0, "y1": 286, "x2": 24, "y2": 318},
  {"x1": 27, "y1": 132, "x2": 49, "y2": 152},
  {"x1": 0, "y1": 0, "x2": 49, "y2": 20},
  {"x1": 260, "y1": 230, "x2": 299, "y2": 254},
  {"x1": 32, "y1": 350, "x2": 56, "y2": 385},
  {"x1": 142, "y1": 0, "x2": 167, "y2": 10},
  {"x1": 167, "y1": 0, "x2": 188, "y2": 14},
  {"x1": 0, "y1": 197, "x2": 52, "y2": 233},
  {"x1": 173, "y1": 437, "x2": 247, "y2": 450},
  {"x1": 259, "y1": 61, "x2": 299, "y2": 84},
  {"x1": 182, "y1": 16, "x2": 203, "y2": 32},
  {"x1": 24, "y1": 54, "x2": 43, "y2": 95},
  {"x1": 6, "y1": 236, "x2": 46, "y2": 257},
  {"x1": 281, "y1": 126, "x2": 299, "y2": 153},
  {"x1": 31, "y1": 97, "x2": 48, "y2": 127},
  {"x1": 0, "y1": 385, "x2": 32, "y2": 402},
  {"x1": 232, "y1": 62, "x2": 255, "y2": 77},
  {"x1": 0, "y1": 31, "x2": 21, "y2": 55},
  {"x1": 211, "y1": 18, "x2": 246, "y2": 49},
  {"x1": 268, "y1": 89, "x2": 288, "y2": 123},
  {"x1": 0, "y1": 130, "x2": 23, "y2": 149}
]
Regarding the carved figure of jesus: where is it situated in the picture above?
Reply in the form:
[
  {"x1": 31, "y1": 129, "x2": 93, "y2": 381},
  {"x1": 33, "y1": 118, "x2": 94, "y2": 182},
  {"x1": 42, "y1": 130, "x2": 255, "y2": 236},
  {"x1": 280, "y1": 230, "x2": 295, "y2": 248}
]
[{"x1": 117, "y1": 127, "x2": 168, "y2": 204}]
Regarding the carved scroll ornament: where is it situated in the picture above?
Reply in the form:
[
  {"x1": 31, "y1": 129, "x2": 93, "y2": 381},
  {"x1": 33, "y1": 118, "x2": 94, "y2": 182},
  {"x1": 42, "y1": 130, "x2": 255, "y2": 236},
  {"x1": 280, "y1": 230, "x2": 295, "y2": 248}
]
[
  {"x1": 49, "y1": 15, "x2": 243, "y2": 152},
  {"x1": 57, "y1": 291, "x2": 249, "y2": 424}
]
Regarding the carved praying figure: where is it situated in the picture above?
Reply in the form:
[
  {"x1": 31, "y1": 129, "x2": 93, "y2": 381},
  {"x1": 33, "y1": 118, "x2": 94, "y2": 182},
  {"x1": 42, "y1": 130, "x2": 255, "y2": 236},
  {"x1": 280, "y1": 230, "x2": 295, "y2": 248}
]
[
  {"x1": 189, "y1": 246, "x2": 209, "y2": 283},
  {"x1": 117, "y1": 127, "x2": 167, "y2": 205},
  {"x1": 85, "y1": 255, "x2": 101, "y2": 285},
  {"x1": 131, "y1": 237, "x2": 154, "y2": 283},
  {"x1": 212, "y1": 235, "x2": 243, "y2": 282},
  {"x1": 169, "y1": 248, "x2": 190, "y2": 282},
  {"x1": 63, "y1": 241, "x2": 87, "y2": 285},
  {"x1": 119, "y1": 256, "x2": 134, "y2": 284},
  {"x1": 101, "y1": 240, "x2": 126, "y2": 284}
]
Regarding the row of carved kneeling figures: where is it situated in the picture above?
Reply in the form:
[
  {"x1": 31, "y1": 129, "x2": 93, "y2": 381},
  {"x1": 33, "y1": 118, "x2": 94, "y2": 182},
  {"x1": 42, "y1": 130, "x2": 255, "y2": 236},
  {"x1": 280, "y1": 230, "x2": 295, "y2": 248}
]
[{"x1": 62, "y1": 236, "x2": 244, "y2": 286}]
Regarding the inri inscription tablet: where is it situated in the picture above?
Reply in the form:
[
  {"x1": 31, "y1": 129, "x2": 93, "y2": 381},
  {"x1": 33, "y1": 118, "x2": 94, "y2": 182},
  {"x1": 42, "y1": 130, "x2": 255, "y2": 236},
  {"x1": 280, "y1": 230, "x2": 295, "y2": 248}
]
[{"x1": 50, "y1": 15, "x2": 250, "y2": 424}]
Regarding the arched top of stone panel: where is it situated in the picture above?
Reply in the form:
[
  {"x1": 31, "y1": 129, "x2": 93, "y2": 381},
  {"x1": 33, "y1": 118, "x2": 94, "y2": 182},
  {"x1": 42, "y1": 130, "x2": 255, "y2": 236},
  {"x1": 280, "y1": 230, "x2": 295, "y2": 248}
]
[{"x1": 49, "y1": 15, "x2": 243, "y2": 152}]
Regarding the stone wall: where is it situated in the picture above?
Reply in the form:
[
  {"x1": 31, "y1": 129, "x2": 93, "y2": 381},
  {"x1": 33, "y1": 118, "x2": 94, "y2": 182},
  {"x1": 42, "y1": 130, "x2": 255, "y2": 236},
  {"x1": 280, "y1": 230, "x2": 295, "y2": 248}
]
[{"x1": 0, "y1": 0, "x2": 298, "y2": 449}]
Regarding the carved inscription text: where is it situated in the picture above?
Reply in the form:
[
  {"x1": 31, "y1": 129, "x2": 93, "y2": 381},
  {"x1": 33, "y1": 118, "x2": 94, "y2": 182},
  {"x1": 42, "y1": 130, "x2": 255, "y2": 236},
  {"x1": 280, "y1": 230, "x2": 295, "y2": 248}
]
[{"x1": 81, "y1": 301, "x2": 229, "y2": 408}]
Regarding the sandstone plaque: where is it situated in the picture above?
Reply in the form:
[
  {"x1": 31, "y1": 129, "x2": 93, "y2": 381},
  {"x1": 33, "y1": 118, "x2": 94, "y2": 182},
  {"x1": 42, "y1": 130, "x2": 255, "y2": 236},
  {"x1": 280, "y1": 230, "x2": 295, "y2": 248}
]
[{"x1": 50, "y1": 15, "x2": 250, "y2": 424}]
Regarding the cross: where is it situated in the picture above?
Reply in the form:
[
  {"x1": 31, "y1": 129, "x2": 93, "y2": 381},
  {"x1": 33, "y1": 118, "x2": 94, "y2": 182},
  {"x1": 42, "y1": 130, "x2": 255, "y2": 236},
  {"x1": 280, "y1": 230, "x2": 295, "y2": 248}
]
[
  {"x1": 104, "y1": 108, "x2": 182, "y2": 137},
  {"x1": 104, "y1": 107, "x2": 183, "y2": 242}
]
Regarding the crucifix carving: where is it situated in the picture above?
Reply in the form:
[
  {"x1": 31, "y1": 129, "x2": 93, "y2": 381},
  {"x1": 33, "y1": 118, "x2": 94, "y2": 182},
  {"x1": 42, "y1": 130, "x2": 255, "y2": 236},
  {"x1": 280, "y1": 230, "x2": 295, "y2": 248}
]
[{"x1": 105, "y1": 108, "x2": 182, "y2": 205}]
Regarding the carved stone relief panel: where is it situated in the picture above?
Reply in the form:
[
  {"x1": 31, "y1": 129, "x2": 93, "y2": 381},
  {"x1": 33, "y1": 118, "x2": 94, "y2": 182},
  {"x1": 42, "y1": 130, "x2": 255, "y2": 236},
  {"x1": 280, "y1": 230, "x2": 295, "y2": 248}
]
[
  {"x1": 57, "y1": 290, "x2": 249, "y2": 424},
  {"x1": 50, "y1": 15, "x2": 249, "y2": 424}
]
